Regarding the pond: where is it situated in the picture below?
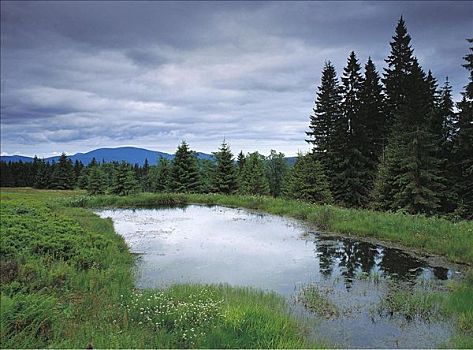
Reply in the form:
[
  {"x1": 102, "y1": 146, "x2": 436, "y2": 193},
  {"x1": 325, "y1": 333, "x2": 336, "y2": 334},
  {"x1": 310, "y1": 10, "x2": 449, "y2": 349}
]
[{"x1": 96, "y1": 205, "x2": 460, "y2": 348}]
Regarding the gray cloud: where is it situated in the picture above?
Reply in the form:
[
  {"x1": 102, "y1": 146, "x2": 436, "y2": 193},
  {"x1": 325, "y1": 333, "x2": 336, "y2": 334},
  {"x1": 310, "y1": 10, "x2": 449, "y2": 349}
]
[{"x1": 1, "y1": 1, "x2": 471, "y2": 157}]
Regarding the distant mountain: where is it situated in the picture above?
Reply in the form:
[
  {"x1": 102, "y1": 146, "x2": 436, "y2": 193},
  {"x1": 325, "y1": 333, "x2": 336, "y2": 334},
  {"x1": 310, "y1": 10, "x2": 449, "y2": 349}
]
[
  {"x1": 0, "y1": 147, "x2": 214, "y2": 166},
  {"x1": 0, "y1": 155, "x2": 35, "y2": 163},
  {"x1": 1, "y1": 147, "x2": 297, "y2": 166}
]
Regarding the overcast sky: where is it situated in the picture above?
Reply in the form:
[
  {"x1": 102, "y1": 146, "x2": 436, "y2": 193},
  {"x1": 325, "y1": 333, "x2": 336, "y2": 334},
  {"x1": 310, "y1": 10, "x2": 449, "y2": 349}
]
[{"x1": 1, "y1": 1, "x2": 472, "y2": 157}]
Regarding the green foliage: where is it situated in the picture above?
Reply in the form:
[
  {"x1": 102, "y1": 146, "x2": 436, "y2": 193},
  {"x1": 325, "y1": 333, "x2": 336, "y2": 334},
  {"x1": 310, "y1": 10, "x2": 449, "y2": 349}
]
[
  {"x1": 76, "y1": 167, "x2": 89, "y2": 190},
  {"x1": 285, "y1": 152, "x2": 332, "y2": 204},
  {"x1": 383, "y1": 16, "x2": 415, "y2": 130},
  {"x1": 359, "y1": 58, "x2": 386, "y2": 164},
  {"x1": 306, "y1": 61, "x2": 342, "y2": 155},
  {"x1": 451, "y1": 39, "x2": 473, "y2": 219},
  {"x1": 265, "y1": 150, "x2": 288, "y2": 197},
  {"x1": 330, "y1": 51, "x2": 373, "y2": 207},
  {"x1": 171, "y1": 141, "x2": 201, "y2": 193},
  {"x1": 213, "y1": 141, "x2": 237, "y2": 194},
  {"x1": 34, "y1": 160, "x2": 51, "y2": 189},
  {"x1": 297, "y1": 284, "x2": 339, "y2": 318},
  {"x1": 452, "y1": 96, "x2": 473, "y2": 219},
  {"x1": 50, "y1": 153, "x2": 74, "y2": 190},
  {"x1": 238, "y1": 152, "x2": 269, "y2": 196},
  {"x1": 87, "y1": 165, "x2": 107, "y2": 195},
  {"x1": 149, "y1": 157, "x2": 172, "y2": 193},
  {"x1": 236, "y1": 150, "x2": 246, "y2": 175},
  {"x1": 199, "y1": 159, "x2": 216, "y2": 194},
  {"x1": 110, "y1": 162, "x2": 139, "y2": 196}
]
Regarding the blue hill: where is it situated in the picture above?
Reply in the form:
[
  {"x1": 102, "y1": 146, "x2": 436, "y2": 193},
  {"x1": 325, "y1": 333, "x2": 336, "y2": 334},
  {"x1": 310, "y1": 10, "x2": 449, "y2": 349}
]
[{"x1": 1, "y1": 147, "x2": 214, "y2": 166}]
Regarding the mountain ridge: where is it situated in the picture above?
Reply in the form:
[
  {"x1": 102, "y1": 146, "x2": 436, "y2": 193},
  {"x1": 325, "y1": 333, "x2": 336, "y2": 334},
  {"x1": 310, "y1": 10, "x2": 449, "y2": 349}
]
[{"x1": 0, "y1": 146, "x2": 214, "y2": 166}]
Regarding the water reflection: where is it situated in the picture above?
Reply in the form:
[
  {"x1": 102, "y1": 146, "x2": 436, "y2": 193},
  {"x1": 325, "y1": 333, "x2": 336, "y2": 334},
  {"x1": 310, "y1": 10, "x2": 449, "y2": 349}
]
[{"x1": 314, "y1": 236, "x2": 450, "y2": 289}]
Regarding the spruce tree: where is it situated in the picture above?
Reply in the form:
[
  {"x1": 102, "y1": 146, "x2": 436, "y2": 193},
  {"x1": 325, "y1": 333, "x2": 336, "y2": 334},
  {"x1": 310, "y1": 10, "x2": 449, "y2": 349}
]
[
  {"x1": 238, "y1": 152, "x2": 269, "y2": 195},
  {"x1": 87, "y1": 165, "x2": 106, "y2": 195},
  {"x1": 33, "y1": 159, "x2": 51, "y2": 189},
  {"x1": 149, "y1": 157, "x2": 172, "y2": 193},
  {"x1": 285, "y1": 152, "x2": 332, "y2": 204},
  {"x1": 375, "y1": 60, "x2": 444, "y2": 214},
  {"x1": 213, "y1": 140, "x2": 237, "y2": 194},
  {"x1": 237, "y1": 151, "x2": 246, "y2": 174},
  {"x1": 110, "y1": 161, "x2": 139, "y2": 196},
  {"x1": 50, "y1": 153, "x2": 74, "y2": 190},
  {"x1": 0, "y1": 162, "x2": 14, "y2": 187},
  {"x1": 438, "y1": 78, "x2": 456, "y2": 148},
  {"x1": 171, "y1": 141, "x2": 200, "y2": 193},
  {"x1": 383, "y1": 16, "x2": 416, "y2": 132},
  {"x1": 306, "y1": 61, "x2": 342, "y2": 157},
  {"x1": 333, "y1": 51, "x2": 373, "y2": 207},
  {"x1": 428, "y1": 77, "x2": 458, "y2": 213},
  {"x1": 73, "y1": 160, "x2": 84, "y2": 187},
  {"x1": 265, "y1": 150, "x2": 289, "y2": 197},
  {"x1": 360, "y1": 58, "x2": 386, "y2": 163},
  {"x1": 463, "y1": 38, "x2": 473, "y2": 98},
  {"x1": 453, "y1": 96, "x2": 473, "y2": 218},
  {"x1": 199, "y1": 159, "x2": 216, "y2": 193},
  {"x1": 77, "y1": 167, "x2": 89, "y2": 189},
  {"x1": 451, "y1": 39, "x2": 473, "y2": 218}
]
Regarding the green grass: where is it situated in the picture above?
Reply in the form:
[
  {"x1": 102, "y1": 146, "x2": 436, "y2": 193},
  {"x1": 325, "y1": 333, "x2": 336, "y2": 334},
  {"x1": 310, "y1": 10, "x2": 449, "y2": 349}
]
[
  {"x1": 297, "y1": 284, "x2": 339, "y2": 318},
  {"x1": 2, "y1": 188, "x2": 472, "y2": 348},
  {"x1": 65, "y1": 191, "x2": 473, "y2": 347},
  {"x1": 375, "y1": 285, "x2": 443, "y2": 321},
  {"x1": 0, "y1": 189, "x2": 318, "y2": 348}
]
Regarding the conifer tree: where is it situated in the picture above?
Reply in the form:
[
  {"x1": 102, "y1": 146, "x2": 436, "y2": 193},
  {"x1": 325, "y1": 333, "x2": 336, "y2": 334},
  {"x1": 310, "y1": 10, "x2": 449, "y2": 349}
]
[
  {"x1": 87, "y1": 165, "x2": 106, "y2": 195},
  {"x1": 171, "y1": 141, "x2": 200, "y2": 193},
  {"x1": 306, "y1": 61, "x2": 342, "y2": 157},
  {"x1": 77, "y1": 167, "x2": 89, "y2": 189},
  {"x1": 236, "y1": 151, "x2": 246, "y2": 176},
  {"x1": 0, "y1": 162, "x2": 14, "y2": 187},
  {"x1": 50, "y1": 153, "x2": 74, "y2": 190},
  {"x1": 199, "y1": 159, "x2": 216, "y2": 193},
  {"x1": 332, "y1": 51, "x2": 373, "y2": 207},
  {"x1": 375, "y1": 60, "x2": 444, "y2": 214},
  {"x1": 438, "y1": 78, "x2": 456, "y2": 147},
  {"x1": 110, "y1": 161, "x2": 139, "y2": 196},
  {"x1": 73, "y1": 160, "x2": 84, "y2": 187},
  {"x1": 238, "y1": 152, "x2": 269, "y2": 195},
  {"x1": 265, "y1": 150, "x2": 288, "y2": 198},
  {"x1": 140, "y1": 158, "x2": 151, "y2": 192},
  {"x1": 149, "y1": 157, "x2": 172, "y2": 193},
  {"x1": 33, "y1": 159, "x2": 50, "y2": 189},
  {"x1": 359, "y1": 57, "x2": 386, "y2": 170},
  {"x1": 451, "y1": 39, "x2": 473, "y2": 218},
  {"x1": 213, "y1": 140, "x2": 237, "y2": 194},
  {"x1": 285, "y1": 152, "x2": 332, "y2": 204},
  {"x1": 383, "y1": 16, "x2": 416, "y2": 131}
]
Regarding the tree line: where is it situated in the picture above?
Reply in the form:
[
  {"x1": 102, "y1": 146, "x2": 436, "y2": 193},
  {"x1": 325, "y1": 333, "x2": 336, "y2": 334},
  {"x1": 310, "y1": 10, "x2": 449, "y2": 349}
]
[
  {"x1": 1, "y1": 17, "x2": 471, "y2": 219},
  {"x1": 0, "y1": 141, "x2": 315, "y2": 199}
]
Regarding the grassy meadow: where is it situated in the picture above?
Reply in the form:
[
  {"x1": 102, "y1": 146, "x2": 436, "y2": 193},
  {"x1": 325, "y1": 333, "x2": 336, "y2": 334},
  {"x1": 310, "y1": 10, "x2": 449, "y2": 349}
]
[{"x1": 1, "y1": 188, "x2": 472, "y2": 348}]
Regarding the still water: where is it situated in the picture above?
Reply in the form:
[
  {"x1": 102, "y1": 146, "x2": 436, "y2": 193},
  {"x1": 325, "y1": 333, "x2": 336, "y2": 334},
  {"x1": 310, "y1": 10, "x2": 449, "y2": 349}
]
[{"x1": 96, "y1": 205, "x2": 458, "y2": 348}]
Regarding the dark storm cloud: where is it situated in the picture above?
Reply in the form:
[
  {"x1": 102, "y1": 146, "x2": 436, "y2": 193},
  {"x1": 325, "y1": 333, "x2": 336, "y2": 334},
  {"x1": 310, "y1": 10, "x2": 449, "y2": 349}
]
[{"x1": 1, "y1": 1, "x2": 471, "y2": 157}]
